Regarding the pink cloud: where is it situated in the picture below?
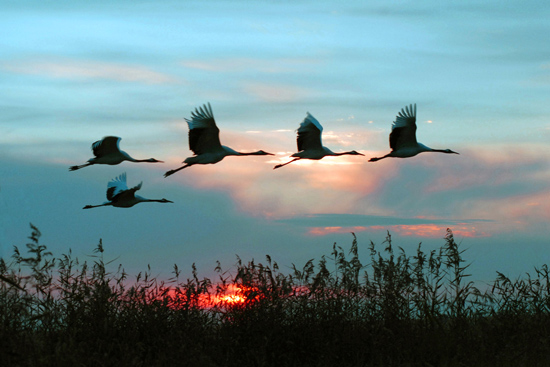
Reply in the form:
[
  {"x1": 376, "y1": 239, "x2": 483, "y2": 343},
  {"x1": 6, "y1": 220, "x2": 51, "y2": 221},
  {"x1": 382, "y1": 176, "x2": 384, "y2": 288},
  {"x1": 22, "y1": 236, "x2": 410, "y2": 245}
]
[
  {"x1": 166, "y1": 136, "x2": 550, "y2": 240},
  {"x1": 243, "y1": 82, "x2": 314, "y2": 103},
  {"x1": 421, "y1": 145, "x2": 550, "y2": 194},
  {"x1": 166, "y1": 152, "x2": 387, "y2": 218},
  {"x1": 3, "y1": 58, "x2": 175, "y2": 84},
  {"x1": 308, "y1": 224, "x2": 490, "y2": 238},
  {"x1": 164, "y1": 125, "x2": 393, "y2": 218},
  {"x1": 180, "y1": 57, "x2": 319, "y2": 74},
  {"x1": 466, "y1": 190, "x2": 550, "y2": 230}
]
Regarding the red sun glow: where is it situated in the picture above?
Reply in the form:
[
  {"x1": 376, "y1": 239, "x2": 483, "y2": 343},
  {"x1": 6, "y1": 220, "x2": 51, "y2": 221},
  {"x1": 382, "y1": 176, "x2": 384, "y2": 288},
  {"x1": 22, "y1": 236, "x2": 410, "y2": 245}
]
[
  {"x1": 216, "y1": 293, "x2": 247, "y2": 305},
  {"x1": 160, "y1": 284, "x2": 251, "y2": 310},
  {"x1": 208, "y1": 284, "x2": 258, "y2": 308}
]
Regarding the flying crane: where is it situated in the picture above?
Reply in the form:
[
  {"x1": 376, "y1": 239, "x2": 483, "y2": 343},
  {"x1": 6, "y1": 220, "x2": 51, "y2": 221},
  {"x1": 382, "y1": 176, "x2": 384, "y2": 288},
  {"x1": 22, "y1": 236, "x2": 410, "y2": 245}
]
[
  {"x1": 369, "y1": 104, "x2": 459, "y2": 162},
  {"x1": 273, "y1": 112, "x2": 364, "y2": 169},
  {"x1": 69, "y1": 136, "x2": 163, "y2": 171},
  {"x1": 83, "y1": 173, "x2": 173, "y2": 209},
  {"x1": 164, "y1": 103, "x2": 274, "y2": 177}
]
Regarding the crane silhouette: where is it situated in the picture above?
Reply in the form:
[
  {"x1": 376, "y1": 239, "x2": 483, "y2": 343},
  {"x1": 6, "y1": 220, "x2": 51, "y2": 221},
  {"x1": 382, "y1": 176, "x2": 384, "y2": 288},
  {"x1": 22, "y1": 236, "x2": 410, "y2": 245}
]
[
  {"x1": 273, "y1": 112, "x2": 364, "y2": 169},
  {"x1": 83, "y1": 173, "x2": 173, "y2": 209},
  {"x1": 369, "y1": 104, "x2": 459, "y2": 162},
  {"x1": 164, "y1": 103, "x2": 274, "y2": 177},
  {"x1": 69, "y1": 136, "x2": 163, "y2": 171}
]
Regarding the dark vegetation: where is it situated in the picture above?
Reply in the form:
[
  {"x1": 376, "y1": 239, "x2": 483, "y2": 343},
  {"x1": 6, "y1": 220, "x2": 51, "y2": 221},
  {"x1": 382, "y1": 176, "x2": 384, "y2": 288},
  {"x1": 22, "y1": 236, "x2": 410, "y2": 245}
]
[{"x1": 2, "y1": 225, "x2": 550, "y2": 366}]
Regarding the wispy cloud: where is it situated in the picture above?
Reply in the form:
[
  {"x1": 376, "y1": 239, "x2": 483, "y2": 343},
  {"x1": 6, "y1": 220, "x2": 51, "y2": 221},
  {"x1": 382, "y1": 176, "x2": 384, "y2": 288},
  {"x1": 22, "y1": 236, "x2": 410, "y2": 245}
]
[
  {"x1": 2, "y1": 59, "x2": 175, "y2": 84},
  {"x1": 243, "y1": 82, "x2": 314, "y2": 103},
  {"x1": 164, "y1": 144, "x2": 550, "y2": 242},
  {"x1": 277, "y1": 213, "x2": 489, "y2": 227},
  {"x1": 165, "y1": 148, "x2": 372, "y2": 218},
  {"x1": 465, "y1": 190, "x2": 550, "y2": 229},
  {"x1": 308, "y1": 224, "x2": 489, "y2": 238},
  {"x1": 181, "y1": 57, "x2": 319, "y2": 74},
  {"x1": 322, "y1": 131, "x2": 368, "y2": 148},
  {"x1": 278, "y1": 214, "x2": 491, "y2": 238}
]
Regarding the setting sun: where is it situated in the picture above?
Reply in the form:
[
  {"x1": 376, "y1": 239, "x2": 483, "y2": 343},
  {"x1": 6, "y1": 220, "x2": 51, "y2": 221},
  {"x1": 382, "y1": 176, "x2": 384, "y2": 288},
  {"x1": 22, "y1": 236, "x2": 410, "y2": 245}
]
[
  {"x1": 206, "y1": 284, "x2": 259, "y2": 309},
  {"x1": 217, "y1": 293, "x2": 246, "y2": 304}
]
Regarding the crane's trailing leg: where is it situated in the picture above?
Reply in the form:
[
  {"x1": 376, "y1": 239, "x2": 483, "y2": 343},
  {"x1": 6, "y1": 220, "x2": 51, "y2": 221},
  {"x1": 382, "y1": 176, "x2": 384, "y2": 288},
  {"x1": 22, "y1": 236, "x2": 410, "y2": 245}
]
[
  {"x1": 83, "y1": 204, "x2": 110, "y2": 209},
  {"x1": 69, "y1": 163, "x2": 92, "y2": 171},
  {"x1": 368, "y1": 154, "x2": 391, "y2": 162},
  {"x1": 164, "y1": 164, "x2": 191, "y2": 177},
  {"x1": 273, "y1": 158, "x2": 300, "y2": 169}
]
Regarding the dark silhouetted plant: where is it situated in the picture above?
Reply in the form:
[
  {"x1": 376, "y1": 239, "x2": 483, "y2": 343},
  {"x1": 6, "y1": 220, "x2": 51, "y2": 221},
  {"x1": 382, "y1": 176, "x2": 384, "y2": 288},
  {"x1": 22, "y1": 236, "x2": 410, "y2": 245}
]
[{"x1": 2, "y1": 224, "x2": 550, "y2": 367}]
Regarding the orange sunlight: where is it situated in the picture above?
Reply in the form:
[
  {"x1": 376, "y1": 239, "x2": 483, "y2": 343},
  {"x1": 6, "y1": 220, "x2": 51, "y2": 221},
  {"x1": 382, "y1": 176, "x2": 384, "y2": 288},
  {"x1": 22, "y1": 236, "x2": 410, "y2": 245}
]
[
  {"x1": 162, "y1": 284, "x2": 255, "y2": 310},
  {"x1": 212, "y1": 284, "x2": 250, "y2": 306},
  {"x1": 209, "y1": 284, "x2": 262, "y2": 309},
  {"x1": 167, "y1": 154, "x2": 387, "y2": 218}
]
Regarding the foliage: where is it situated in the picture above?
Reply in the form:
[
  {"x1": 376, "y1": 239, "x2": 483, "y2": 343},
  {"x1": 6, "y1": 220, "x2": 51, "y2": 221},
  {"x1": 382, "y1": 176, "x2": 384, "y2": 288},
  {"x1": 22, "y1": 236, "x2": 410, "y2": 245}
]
[{"x1": 1, "y1": 225, "x2": 550, "y2": 366}]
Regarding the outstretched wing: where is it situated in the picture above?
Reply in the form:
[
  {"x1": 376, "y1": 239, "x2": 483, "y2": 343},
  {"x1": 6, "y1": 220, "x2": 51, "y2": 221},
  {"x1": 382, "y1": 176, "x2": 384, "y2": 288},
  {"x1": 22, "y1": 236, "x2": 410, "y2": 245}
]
[
  {"x1": 297, "y1": 113, "x2": 323, "y2": 152},
  {"x1": 106, "y1": 172, "x2": 142, "y2": 202},
  {"x1": 389, "y1": 104, "x2": 417, "y2": 150},
  {"x1": 185, "y1": 103, "x2": 222, "y2": 155},
  {"x1": 92, "y1": 136, "x2": 122, "y2": 157},
  {"x1": 106, "y1": 173, "x2": 129, "y2": 201}
]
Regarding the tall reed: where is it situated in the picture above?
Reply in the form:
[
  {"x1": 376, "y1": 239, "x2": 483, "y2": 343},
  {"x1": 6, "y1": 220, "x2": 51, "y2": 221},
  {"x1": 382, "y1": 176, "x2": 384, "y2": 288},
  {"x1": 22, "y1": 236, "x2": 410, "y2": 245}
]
[{"x1": 1, "y1": 224, "x2": 550, "y2": 366}]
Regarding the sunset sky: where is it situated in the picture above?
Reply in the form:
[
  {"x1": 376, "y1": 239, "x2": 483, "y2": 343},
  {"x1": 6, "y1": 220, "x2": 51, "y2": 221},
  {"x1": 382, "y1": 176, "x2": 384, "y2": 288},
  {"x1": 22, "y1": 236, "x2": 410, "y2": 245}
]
[{"x1": 1, "y1": 0, "x2": 550, "y2": 283}]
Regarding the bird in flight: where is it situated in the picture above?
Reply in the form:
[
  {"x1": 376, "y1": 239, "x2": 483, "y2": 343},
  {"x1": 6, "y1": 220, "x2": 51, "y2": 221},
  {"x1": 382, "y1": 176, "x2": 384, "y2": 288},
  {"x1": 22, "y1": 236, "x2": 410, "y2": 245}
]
[
  {"x1": 164, "y1": 103, "x2": 273, "y2": 177},
  {"x1": 69, "y1": 136, "x2": 163, "y2": 171},
  {"x1": 83, "y1": 173, "x2": 173, "y2": 209},
  {"x1": 369, "y1": 104, "x2": 459, "y2": 162},
  {"x1": 273, "y1": 112, "x2": 364, "y2": 169}
]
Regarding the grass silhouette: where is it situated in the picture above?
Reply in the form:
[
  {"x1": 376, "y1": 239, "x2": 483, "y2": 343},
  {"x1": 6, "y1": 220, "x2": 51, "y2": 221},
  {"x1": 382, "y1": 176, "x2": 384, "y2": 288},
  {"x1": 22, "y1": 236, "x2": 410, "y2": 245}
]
[{"x1": 1, "y1": 224, "x2": 550, "y2": 366}]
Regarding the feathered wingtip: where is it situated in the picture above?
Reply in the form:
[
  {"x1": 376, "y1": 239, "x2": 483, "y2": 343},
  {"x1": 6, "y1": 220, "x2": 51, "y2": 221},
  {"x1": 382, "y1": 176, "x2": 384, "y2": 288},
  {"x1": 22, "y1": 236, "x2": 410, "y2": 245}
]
[
  {"x1": 191, "y1": 102, "x2": 213, "y2": 119},
  {"x1": 111, "y1": 172, "x2": 127, "y2": 184},
  {"x1": 398, "y1": 103, "x2": 416, "y2": 119},
  {"x1": 300, "y1": 112, "x2": 323, "y2": 133},
  {"x1": 185, "y1": 102, "x2": 215, "y2": 128}
]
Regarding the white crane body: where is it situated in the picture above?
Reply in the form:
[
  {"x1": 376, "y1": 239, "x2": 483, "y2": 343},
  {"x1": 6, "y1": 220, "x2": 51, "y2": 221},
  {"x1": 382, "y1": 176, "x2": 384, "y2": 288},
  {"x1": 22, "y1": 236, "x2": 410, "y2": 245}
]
[
  {"x1": 70, "y1": 136, "x2": 163, "y2": 171},
  {"x1": 164, "y1": 103, "x2": 273, "y2": 177},
  {"x1": 83, "y1": 173, "x2": 173, "y2": 209},
  {"x1": 274, "y1": 112, "x2": 364, "y2": 169},
  {"x1": 369, "y1": 104, "x2": 458, "y2": 162}
]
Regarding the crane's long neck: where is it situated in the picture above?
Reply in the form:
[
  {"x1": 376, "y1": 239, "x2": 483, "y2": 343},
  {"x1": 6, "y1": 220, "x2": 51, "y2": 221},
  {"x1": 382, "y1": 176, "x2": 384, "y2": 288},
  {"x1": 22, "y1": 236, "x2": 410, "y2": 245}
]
[
  {"x1": 223, "y1": 146, "x2": 272, "y2": 156},
  {"x1": 137, "y1": 196, "x2": 173, "y2": 204},
  {"x1": 130, "y1": 158, "x2": 163, "y2": 163},
  {"x1": 238, "y1": 151, "x2": 268, "y2": 156},
  {"x1": 430, "y1": 149, "x2": 449, "y2": 153},
  {"x1": 121, "y1": 150, "x2": 162, "y2": 163},
  {"x1": 333, "y1": 151, "x2": 357, "y2": 156},
  {"x1": 429, "y1": 148, "x2": 459, "y2": 155}
]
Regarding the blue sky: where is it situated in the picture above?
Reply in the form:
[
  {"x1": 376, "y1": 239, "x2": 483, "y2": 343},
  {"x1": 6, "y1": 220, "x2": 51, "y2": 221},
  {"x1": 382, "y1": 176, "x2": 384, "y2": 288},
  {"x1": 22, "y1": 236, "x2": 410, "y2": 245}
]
[{"x1": 1, "y1": 0, "x2": 550, "y2": 282}]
